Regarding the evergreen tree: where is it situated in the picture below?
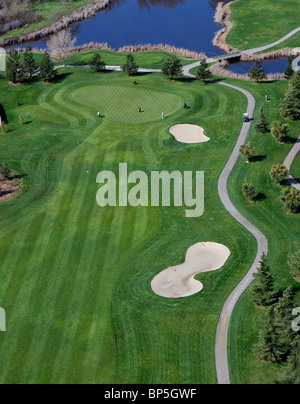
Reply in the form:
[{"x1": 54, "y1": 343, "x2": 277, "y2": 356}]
[
  {"x1": 6, "y1": 49, "x2": 23, "y2": 83},
  {"x1": 122, "y1": 54, "x2": 139, "y2": 76},
  {"x1": 254, "y1": 106, "x2": 269, "y2": 133},
  {"x1": 162, "y1": 56, "x2": 183, "y2": 80},
  {"x1": 277, "y1": 336, "x2": 300, "y2": 384},
  {"x1": 270, "y1": 164, "x2": 289, "y2": 185},
  {"x1": 89, "y1": 53, "x2": 106, "y2": 72},
  {"x1": 281, "y1": 72, "x2": 300, "y2": 120},
  {"x1": 253, "y1": 306, "x2": 285, "y2": 363},
  {"x1": 23, "y1": 46, "x2": 38, "y2": 79},
  {"x1": 39, "y1": 52, "x2": 56, "y2": 83},
  {"x1": 0, "y1": 161, "x2": 11, "y2": 181},
  {"x1": 196, "y1": 59, "x2": 212, "y2": 83},
  {"x1": 251, "y1": 253, "x2": 276, "y2": 307},
  {"x1": 248, "y1": 61, "x2": 267, "y2": 83},
  {"x1": 270, "y1": 121, "x2": 289, "y2": 143},
  {"x1": 284, "y1": 56, "x2": 295, "y2": 80},
  {"x1": 274, "y1": 286, "x2": 295, "y2": 355},
  {"x1": 288, "y1": 244, "x2": 300, "y2": 280}
]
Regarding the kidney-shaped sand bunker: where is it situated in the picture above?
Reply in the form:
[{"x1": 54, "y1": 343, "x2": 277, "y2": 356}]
[
  {"x1": 170, "y1": 124, "x2": 210, "y2": 144},
  {"x1": 151, "y1": 242, "x2": 230, "y2": 298}
]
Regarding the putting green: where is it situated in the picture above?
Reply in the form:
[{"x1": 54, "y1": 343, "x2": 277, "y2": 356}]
[{"x1": 71, "y1": 84, "x2": 183, "y2": 124}]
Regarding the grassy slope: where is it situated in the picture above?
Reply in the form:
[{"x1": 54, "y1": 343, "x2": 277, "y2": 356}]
[
  {"x1": 0, "y1": 0, "x2": 97, "y2": 40},
  {"x1": 0, "y1": 68, "x2": 258, "y2": 384},
  {"x1": 291, "y1": 154, "x2": 300, "y2": 181},
  {"x1": 65, "y1": 50, "x2": 198, "y2": 69},
  {"x1": 225, "y1": 78, "x2": 300, "y2": 384},
  {"x1": 226, "y1": 0, "x2": 300, "y2": 51}
]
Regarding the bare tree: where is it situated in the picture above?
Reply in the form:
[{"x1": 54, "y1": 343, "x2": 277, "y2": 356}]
[{"x1": 47, "y1": 28, "x2": 76, "y2": 68}]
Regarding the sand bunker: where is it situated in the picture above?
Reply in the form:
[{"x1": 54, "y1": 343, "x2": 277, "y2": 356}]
[
  {"x1": 151, "y1": 242, "x2": 231, "y2": 298},
  {"x1": 169, "y1": 124, "x2": 210, "y2": 144}
]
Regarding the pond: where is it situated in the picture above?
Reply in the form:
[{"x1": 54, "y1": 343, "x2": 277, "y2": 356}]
[
  {"x1": 228, "y1": 58, "x2": 289, "y2": 75},
  {"x1": 22, "y1": 0, "x2": 227, "y2": 57}
]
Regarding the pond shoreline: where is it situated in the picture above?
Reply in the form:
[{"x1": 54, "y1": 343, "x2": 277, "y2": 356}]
[{"x1": 0, "y1": 0, "x2": 111, "y2": 48}]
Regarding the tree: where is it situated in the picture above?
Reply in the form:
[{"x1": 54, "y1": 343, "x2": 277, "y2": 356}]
[
  {"x1": 23, "y1": 46, "x2": 38, "y2": 79},
  {"x1": 0, "y1": 161, "x2": 11, "y2": 181},
  {"x1": 242, "y1": 183, "x2": 258, "y2": 201},
  {"x1": 196, "y1": 59, "x2": 212, "y2": 83},
  {"x1": 248, "y1": 61, "x2": 267, "y2": 83},
  {"x1": 1, "y1": 122, "x2": 6, "y2": 133},
  {"x1": 273, "y1": 286, "x2": 296, "y2": 359},
  {"x1": 284, "y1": 56, "x2": 295, "y2": 80},
  {"x1": 251, "y1": 253, "x2": 276, "y2": 307},
  {"x1": 47, "y1": 28, "x2": 76, "y2": 68},
  {"x1": 121, "y1": 54, "x2": 138, "y2": 76},
  {"x1": 277, "y1": 336, "x2": 300, "y2": 384},
  {"x1": 254, "y1": 106, "x2": 269, "y2": 133},
  {"x1": 162, "y1": 56, "x2": 183, "y2": 80},
  {"x1": 239, "y1": 142, "x2": 255, "y2": 162},
  {"x1": 270, "y1": 164, "x2": 289, "y2": 185},
  {"x1": 281, "y1": 72, "x2": 300, "y2": 120},
  {"x1": 270, "y1": 121, "x2": 289, "y2": 143},
  {"x1": 281, "y1": 188, "x2": 300, "y2": 214},
  {"x1": 6, "y1": 49, "x2": 23, "y2": 83},
  {"x1": 39, "y1": 52, "x2": 56, "y2": 83},
  {"x1": 253, "y1": 306, "x2": 285, "y2": 363},
  {"x1": 89, "y1": 53, "x2": 106, "y2": 73},
  {"x1": 288, "y1": 244, "x2": 300, "y2": 280}
]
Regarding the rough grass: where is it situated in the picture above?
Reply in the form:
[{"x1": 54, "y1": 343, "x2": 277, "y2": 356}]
[
  {"x1": 226, "y1": 0, "x2": 300, "y2": 51},
  {"x1": 0, "y1": 68, "x2": 258, "y2": 384}
]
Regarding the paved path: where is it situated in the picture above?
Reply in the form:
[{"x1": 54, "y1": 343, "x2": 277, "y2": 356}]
[
  {"x1": 58, "y1": 27, "x2": 299, "y2": 384},
  {"x1": 186, "y1": 68, "x2": 269, "y2": 384},
  {"x1": 182, "y1": 27, "x2": 300, "y2": 384},
  {"x1": 183, "y1": 26, "x2": 300, "y2": 74},
  {"x1": 283, "y1": 135, "x2": 300, "y2": 190},
  {"x1": 214, "y1": 82, "x2": 268, "y2": 384}
]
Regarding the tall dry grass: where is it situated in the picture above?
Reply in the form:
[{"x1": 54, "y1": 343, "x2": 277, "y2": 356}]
[
  {"x1": 0, "y1": 0, "x2": 110, "y2": 47},
  {"x1": 214, "y1": 2, "x2": 226, "y2": 25},
  {"x1": 118, "y1": 43, "x2": 206, "y2": 59},
  {"x1": 240, "y1": 48, "x2": 296, "y2": 62}
]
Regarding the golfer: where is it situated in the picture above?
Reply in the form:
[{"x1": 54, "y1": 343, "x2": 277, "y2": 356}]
[{"x1": 162, "y1": 111, "x2": 165, "y2": 120}]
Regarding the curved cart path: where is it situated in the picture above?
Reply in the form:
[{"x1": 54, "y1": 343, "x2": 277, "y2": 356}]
[
  {"x1": 57, "y1": 27, "x2": 299, "y2": 384},
  {"x1": 183, "y1": 26, "x2": 300, "y2": 75},
  {"x1": 284, "y1": 135, "x2": 300, "y2": 190},
  {"x1": 184, "y1": 62, "x2": 269, "y2": 383},
  {"x1": 214, "y1": 83, "x2": 268, "y2": 384}
]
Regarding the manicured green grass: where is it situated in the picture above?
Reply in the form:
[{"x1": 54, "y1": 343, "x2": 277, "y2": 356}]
[
  {"x1": 0, "y1": 68, "x2": 259, "y2": 384},
  {"x1": 225, "y1": 78, "x2": 300, "y2": 384},
  {"x1": 66, "y1": 50, "x2": 197, "y2": 70},
  {"x1": 227, "y1": 0, "x2": 300, "y2": 51}
]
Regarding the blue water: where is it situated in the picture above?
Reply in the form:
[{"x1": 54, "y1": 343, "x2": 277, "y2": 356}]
[
  {"x1": 23, "y1": 0, "x2": 223, "y2": 57},
  {"x1": 228, "y1": 58, "x2": 289, "y2": 74}
]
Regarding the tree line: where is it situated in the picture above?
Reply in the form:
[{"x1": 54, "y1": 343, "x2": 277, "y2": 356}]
[
  {"x1": 239, "y1": 72, "x2": 300, "y2": 214},
  {"x1": 250, "y1": 253, "x2": 300, "y2": 383}
]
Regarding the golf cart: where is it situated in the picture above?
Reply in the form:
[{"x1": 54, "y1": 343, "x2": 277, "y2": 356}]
[{"x1": 243, "y1": 113, "x2": 250, "y2": 123}]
